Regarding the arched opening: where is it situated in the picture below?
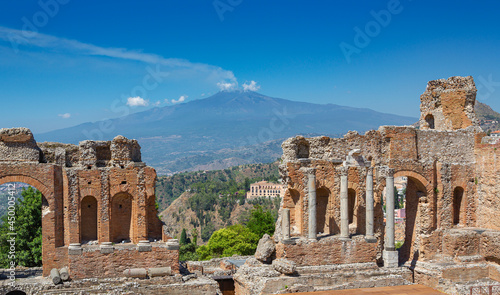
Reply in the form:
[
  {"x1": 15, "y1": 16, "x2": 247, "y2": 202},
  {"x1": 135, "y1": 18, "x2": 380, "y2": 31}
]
[
  {"x1": 284, "y1": 189, "x2": 302, "y2": 235},
  {"x1": 80, "y1": 196, "x2": 98, "y2": 243},
  {"x1": 392, "y1": 174, "x2": 429, "y2": 264},
  {"x1": 453, "y1": 187, "x2": 464, "y2": 226},
  {"x1": 0, "y1": 182, "x2": 46, "y2": 268},
  {"x1": 297, "y1": 142, "x2": 310, "y2": 158},
  {"x1": 6, "y1": 291, "x2": 27, "y2": 295},
  {"x1": 316, "y1": 187, "x2": 330, "y2": 235},
  {"x1": 348, "y1": 188, "x2": 356, "y2": 224},
  {"x1": 111, "y1": 192, "x2": 133, "y2": 243},
  {"x1": 425, "y1": 114, "x2": 435, "y2": 129}
]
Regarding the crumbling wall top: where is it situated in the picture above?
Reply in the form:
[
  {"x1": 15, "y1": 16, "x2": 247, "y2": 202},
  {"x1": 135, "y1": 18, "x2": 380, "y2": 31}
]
[
  {"x1": 0, "y1": 127, "x2": 40, "y2": 163},
  {"x1": 0, "y1": 127, "x2": 35, "y2": 143},
  {"x1": 419, "y1": 76, "x2": 478, "y2": 131}
]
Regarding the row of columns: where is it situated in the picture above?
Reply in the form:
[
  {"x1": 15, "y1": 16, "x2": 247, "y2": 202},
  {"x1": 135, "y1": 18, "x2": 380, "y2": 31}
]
[{"x1": 282, "y1": 166, "x2": 398, "y2": 267}]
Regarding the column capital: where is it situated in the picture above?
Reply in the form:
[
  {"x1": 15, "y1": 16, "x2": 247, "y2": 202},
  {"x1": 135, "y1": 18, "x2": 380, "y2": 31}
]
[
  {"x1": 378, "y1": 166, "x2": 394, "y2": 178},
  {"x1": 339, "y1": 166, "x2": 348, "y2": 176},
  {"x1": 365, "y1": 166, "x2": 373, "y2": 175}
]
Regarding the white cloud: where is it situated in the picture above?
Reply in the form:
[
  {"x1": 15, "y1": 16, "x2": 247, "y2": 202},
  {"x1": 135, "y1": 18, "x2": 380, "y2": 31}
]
[
  {"x1": 154, "y1": 100, "x2": 161, "y2": 106},
  {"x1": 126, "y1": 96, "x2": 149, "y2": 107},
  {"x1": 171, "y1": 95, "x2": 187, "y2": 104},
  {"x1": 58, "y1": 113, "x2": 71, "y2": 119},
  {"x1": 0, "y1": 26, "x2": 237, "y2": 84},
  {"x1": 242, "y1": 80, "x2": 260, "y2": 92},
  {"x1": 217, "y1": 81, "x2": 238, "y2": 91}
]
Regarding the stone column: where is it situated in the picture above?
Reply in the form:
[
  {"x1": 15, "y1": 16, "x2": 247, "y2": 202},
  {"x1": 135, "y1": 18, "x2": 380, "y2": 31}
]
[
  {"x1": 383, "y1": 168, "x2": 398, "y2": 267},
  {"x1": 308, "y1": 170, "x2": 317, "y2": 240},
  {"x1": 385, "y1": 168, "x2": 395, "y2": 250},
  {"x1": 282, "y1": 208, "x2": 295, "y2": 244},
  {"x1": 283, "y1": 208, "x2": 291, "y2": 240},
  {"x1": 340, "y1": 167, "x2": 349, "y2": 239},
  {"x1": 365, "y1": 167, "x2": 376, "y2": 242}
]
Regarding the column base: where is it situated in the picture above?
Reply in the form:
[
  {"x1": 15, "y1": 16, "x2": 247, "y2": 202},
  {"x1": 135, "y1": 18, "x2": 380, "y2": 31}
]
[
  {"x1": 383, "y1": 250, "x2": 399, "y2": 268},
  {"x1": 282, "y1": 239, "x2": 296, "y2": 245},
  {"x1": 364, "y1": 236, "x2": 377, "y2": 243}
]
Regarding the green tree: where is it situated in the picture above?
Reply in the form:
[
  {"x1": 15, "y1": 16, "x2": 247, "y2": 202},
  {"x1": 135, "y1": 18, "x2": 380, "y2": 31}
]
[
  {"x1": 246, "y1": 205, "x2": 276, "y2": 238},
  {"x1": 191, "y1": 228, "x2": 198, "y2": 246},
  {"x1": 196, "y1": 224, "x2": 259, "y2": 260},
  {"x1": 180, "y1": 228, "x2": 188, "y2": 245},
  {"x1": 0, "y1": 187, "x2": 42, "y2": 267},
  {"x1": 179, "y1": 242, "x2": 198, "y2": 261}
]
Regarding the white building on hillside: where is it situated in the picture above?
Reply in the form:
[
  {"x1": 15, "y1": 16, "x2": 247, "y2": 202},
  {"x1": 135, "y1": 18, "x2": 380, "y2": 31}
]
[{"x1": 246, "y1": 181, "x2": 284, "y2": 199}]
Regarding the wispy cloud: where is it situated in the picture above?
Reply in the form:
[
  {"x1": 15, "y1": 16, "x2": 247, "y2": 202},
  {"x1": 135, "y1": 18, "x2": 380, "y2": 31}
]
[
  {"x1": 171, "y1": 95, "x2": 187, "y2": 104},
  {"x1": 58, "y1": 113, "x2": 71, "y2": 119},
  {"x1": 126, "y1": 96, "x2": 149, "y2": 107},
  {"x1": 242, "y1": 80, "x2": 260, "y2": 92},
  {"x1": 0, "y1": 26, "x2": 237, "y2": 84},
  {"x1": 217, "y1": 81, "x2": 238, "y2": 91}
]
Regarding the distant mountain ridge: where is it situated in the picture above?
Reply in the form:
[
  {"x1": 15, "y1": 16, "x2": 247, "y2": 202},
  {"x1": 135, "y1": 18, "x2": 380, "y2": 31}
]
[{"x1": 36, "y1": 91, "x2": 417, "y2": 174}]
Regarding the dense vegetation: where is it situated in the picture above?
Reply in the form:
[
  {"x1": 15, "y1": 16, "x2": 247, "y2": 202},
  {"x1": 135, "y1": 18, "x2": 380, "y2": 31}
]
[
  {"x1": 179, "y1": 205, "x2": 277, "y2": 261},
  {"x1": 0, "y1": 187, "x2": 42, "y2": 267}
]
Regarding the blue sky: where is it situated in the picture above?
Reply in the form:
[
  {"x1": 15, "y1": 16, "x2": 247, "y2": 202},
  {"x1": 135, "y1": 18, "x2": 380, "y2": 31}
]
[{"x1": 0, "y1": 0, "x2": 499, "y2": 133}]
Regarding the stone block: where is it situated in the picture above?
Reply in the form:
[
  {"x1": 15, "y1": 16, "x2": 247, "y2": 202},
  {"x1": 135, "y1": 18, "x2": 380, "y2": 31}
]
[
  {"x1": 138, "y1": 240, "x2": 152, "y2": 252},
  {"x1": 272, "y1": 258, "x2": 296, "y2": 275},
  {"x1": 255, "y1": 234, "x2": 275, "y2": 263},
  {"x1": 100, "y1": 242, "x2": 114, "y2": 254},
  {"x1": 68, "y1": 243, "x2": 82, "y2": 255},
  {"x1": 383, "y1": 250, "x2": 398, "y2": 268}
]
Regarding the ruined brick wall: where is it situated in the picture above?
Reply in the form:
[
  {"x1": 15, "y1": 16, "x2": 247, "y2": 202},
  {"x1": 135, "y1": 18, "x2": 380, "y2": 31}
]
[
  {"x1": 277, "y1": 76, "x2": 490, "y2": 267},
  {"x1": 475, "y1": 139, "x2": 500, "y2": 230},
  {"x1": 0, "y1": 128, "x2": 167, "y2": 277},
  {"x1": 276, "y1": 236, "x2": 377, "y2": 266},
  {"x1": 69, "y1": 246, "x2": 179, "y2": 279},
  {"x1": 419, "y1": 76, "x2": 478, "y2": 131}
]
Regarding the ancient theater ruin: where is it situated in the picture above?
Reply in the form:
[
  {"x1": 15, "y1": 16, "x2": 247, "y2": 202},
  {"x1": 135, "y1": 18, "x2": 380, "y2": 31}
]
[
  {"x1": 234, "y1": 76, "x2": 500, "y2": 295},
  {"x1": 0, "y1": 130, "x2": 179, "y2": 279},
  {"x1": 2, "y1": 76, "x2": 500, "y2": 294}
]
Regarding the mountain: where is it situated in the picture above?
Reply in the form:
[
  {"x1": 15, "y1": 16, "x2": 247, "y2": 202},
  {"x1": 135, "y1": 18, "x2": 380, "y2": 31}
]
[
  {"x1": 476, "y1": 101, "x2": 500, "y2": 132},
  {"x1": 36, "y1": 91, "x2": 417, "y2": 174}
]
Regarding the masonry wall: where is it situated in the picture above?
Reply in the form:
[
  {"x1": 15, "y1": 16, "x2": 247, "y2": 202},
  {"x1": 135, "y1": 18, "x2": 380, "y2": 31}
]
[
  {"x1": 0, "y1": 128, "x2": 167, "y2": 277},
  {"x1": 68, "y1": 246, "x2": 179, "y2": 279},
  {"x1": 475, "y1": 140, "x2": 500, "y2": 230},
  {"x1": 276, "y1": 236, "x2": 377, "y2": 266}
]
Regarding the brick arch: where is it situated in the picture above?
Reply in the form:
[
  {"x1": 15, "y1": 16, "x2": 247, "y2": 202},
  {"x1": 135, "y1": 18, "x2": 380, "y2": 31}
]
[
  {"x1": 393, "y1": 170, "x2": 433, "y2": 195},
  {"x1": 393, "y1": 169, "x2": 432, "y2": 264},
  {"x1": 0, "y1": 175, "x2": 53, "y2": 202},
  {"x1": 110, "y1": 192, "x2": 134, "y2": 243},
  {"x1": 0, "y1": 173, "x2": 60, "y2": 276},
  {"x1": 80, "y1": 188, "x2": 98, "y2": 201},
  {"x1": 283, "y1": 187, "x2": 303, "y2": 236},
  {"x1": 316, "y1": 186, "x2": 332, "y2": 235}
]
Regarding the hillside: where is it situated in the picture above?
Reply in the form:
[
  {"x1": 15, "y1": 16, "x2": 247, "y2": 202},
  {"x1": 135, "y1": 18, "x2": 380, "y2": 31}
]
[
  {"x1": 476, "y1": 101, "x2": 500, "y2": 132},
  {"x1": 36, "y1": 91, "x2": 417, "y2": 175},
  {"x1": 155, "y1": 161, "x2": 279, "y2": 211},
  {"x1": 156, "y1": 162, "x2": 281, "y2": 242}
]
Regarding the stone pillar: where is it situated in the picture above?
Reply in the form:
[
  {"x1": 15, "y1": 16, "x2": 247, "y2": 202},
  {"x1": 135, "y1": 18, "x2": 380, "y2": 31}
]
[
  {"x1": 282, "y1": 208, "x2": 295, "y2": 244},
  {"x1": 283, "y1": 208, "x2": 291, "y2": 240},
  {"x1": 340, "y1": 167, "x2": 349, "y2": 239},
  {"x1": 365, "y1": 167, "x2": 376, "y2": 242},
  {"x1": 308, "y1": 170, "x2": 317, "y2": 240},
  {"x1": 385, "y1": 168, "x2": 395, "y2": 250},
  {"x1": 383, "y1": 168, "x2": 398, "y2": 267}
]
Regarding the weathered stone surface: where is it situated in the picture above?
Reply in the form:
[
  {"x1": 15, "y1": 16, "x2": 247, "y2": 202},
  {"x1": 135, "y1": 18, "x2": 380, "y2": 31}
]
[
  {"x1": 0, "y1": 127, "x2": 34, "y2": 142},
  {"x1": 272, "y1": 258, "x2": 296, "y2": 274},
  {"x1": 254, "y1": 234, "x2": 275, "y2": 263},
  {"x1": 419, "y1": 76, "x2": 478, "y2": 131}
]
